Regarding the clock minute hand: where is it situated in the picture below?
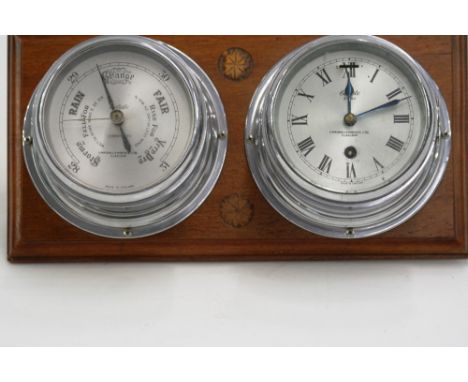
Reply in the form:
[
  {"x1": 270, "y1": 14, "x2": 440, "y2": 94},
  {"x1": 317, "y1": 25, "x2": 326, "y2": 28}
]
[{"x1": 356, "y1": 96, "x2": 412, "y2": 118}]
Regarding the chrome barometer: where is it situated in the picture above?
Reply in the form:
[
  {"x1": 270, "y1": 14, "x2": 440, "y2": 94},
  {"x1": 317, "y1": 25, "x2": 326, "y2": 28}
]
[
  {"x1": 245, "y1": 35, "x2": 451, "y2": 238},
  {"x1": 23, "y1": 36, "x2": 227, "y2": 238}
]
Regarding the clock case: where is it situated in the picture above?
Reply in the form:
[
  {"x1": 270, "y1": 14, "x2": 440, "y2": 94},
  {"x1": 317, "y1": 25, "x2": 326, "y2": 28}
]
[
  {"x1": 7, "y1": 36, "x2": 468, "y2": 262},
  {"x1": 245, "y1": 35, "x2": 451, "y2": 239}
]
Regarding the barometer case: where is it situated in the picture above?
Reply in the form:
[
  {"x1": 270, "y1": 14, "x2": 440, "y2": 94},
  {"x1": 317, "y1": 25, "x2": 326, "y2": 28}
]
[{"x1": 22, "y1": 36, "x2": 228, "y2": 239}]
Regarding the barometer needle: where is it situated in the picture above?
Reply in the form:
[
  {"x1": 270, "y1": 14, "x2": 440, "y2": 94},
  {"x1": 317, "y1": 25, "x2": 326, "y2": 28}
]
[
  {"x1": 62, "y1": 117, "x2": 111, "y2": 122},
  {"x1": 118, "y1": 124, "x2": 132, "y2": 153},
  {"x1": 356, "y1": 96, "x2": 412, "y2": 118},
  {"x1": 96, "y1": 64, "x2": 132, "y2": 153},
  {"x1": 96, "y1": 64, "x2": 116, "y2": 110}
]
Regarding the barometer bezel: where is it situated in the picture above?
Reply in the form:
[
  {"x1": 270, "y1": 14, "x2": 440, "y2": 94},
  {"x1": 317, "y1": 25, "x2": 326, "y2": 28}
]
[{"x1": 23, "y1": 36, "x2": 227, "y2": 238}]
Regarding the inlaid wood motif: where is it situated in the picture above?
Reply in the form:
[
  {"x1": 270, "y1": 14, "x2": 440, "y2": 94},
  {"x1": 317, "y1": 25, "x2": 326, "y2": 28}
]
[
  {"x1": 218, "y1": 47, "x2": 253, "y2": 81},
  {"x1": 220, "y1": 193, "x2": 254, "y2": 228}
]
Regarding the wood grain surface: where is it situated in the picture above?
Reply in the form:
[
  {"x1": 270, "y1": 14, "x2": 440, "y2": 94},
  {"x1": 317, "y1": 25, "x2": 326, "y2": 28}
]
[{"x1": 7, "y1": 35, "x2": 468, "y2": 262}]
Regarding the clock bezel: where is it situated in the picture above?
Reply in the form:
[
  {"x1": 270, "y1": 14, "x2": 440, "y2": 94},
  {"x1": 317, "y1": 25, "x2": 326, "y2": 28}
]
[{"x1": 245, "y1": 35, "x2": 451, "y2": 238}]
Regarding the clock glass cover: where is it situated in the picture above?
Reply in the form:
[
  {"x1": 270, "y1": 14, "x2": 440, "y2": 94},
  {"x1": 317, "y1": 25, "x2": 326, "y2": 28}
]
[{"x1": 245, "y1": 35, "x2": 451, "y2": 238}]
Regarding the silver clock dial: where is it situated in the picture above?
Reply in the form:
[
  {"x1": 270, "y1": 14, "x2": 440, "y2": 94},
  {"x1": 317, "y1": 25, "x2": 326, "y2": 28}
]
[
  {"x1": 275, "y1": 52, "x2": 426, "y2": 193},
  {"x1": 246, "y1": 35, "x2": 451, "y2": 239}
]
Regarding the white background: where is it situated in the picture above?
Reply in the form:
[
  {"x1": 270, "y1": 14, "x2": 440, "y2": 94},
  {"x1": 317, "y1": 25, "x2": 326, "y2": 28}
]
[{"x1": 1, "y1": 35, "x2": 468, "y2": 346}]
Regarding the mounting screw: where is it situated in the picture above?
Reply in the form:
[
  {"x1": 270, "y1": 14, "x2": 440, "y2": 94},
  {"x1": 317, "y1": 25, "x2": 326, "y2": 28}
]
[
  {"x1": 441, "y1": 131, "x2": 450, "y2": 139},
  {"x1": 247, "y1": 134, "x2": 254, "y2": 143},
  {"x1": 23, "y1": 135, "x2": 33, "y2": 145},
  {"x1": 345, "y1": 228, "x2": 355, "y2": 237},
  {"x1": 122, "y1": 228, "x2": 132, "y2": 237},
  {"x1": 218, "y1": 131, "x2": 226, "y2": 139}
]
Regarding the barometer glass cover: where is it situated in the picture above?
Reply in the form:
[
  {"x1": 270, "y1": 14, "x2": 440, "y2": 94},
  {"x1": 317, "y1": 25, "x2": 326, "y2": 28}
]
[{"x1": 23, "y1": 36, "x2": 227, "y2": 238}]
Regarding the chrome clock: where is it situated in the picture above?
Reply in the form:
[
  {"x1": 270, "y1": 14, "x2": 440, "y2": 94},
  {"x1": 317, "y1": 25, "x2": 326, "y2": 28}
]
[
  {"x1": 23, "y1": 36, "x2": 227, "y2": 238},
  {"x1": 245, "y1": 35, "x2": 451, "y2": 238}
]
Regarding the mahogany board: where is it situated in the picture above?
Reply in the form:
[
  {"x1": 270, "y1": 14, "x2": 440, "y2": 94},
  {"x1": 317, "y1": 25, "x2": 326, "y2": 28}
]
[{"x1": 7, "y1": 35, "x2": 468, "y2": 262}]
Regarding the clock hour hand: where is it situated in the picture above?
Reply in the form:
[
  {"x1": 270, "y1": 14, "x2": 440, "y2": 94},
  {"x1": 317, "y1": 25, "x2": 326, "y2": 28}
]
[
  {"x1": 341, "y1": 65, "x2": 357, "y2": 126},
  {"x1": 344, "y1": 69, "x2": 354, "y2": 114},
  {"x1": 356, "y1": 96, "x2": 412, "y2": 118}
]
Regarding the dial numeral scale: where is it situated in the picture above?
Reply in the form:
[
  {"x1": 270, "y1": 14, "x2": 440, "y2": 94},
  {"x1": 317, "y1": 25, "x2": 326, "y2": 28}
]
[
  {"x1": 318, "y1": 154, "x2": 333, "y2": 173},
  {"x1": 297, "y1": 136, "x2": 316, "y2": 157},
  {"x1": 386, "y1": 135, "x2": 405, "y2": 152}
]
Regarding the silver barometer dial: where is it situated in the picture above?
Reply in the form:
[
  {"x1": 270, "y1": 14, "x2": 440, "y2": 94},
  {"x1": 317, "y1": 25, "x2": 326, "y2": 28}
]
[
  {"x1": 245, "y1": 35, "x2": 451, "y2": 239},
  {"x1": 23, "y1": 36, "x2": 227, "y2": 238}
]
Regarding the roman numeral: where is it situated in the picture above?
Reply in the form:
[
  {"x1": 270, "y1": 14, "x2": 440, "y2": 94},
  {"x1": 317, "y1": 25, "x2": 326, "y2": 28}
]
[
  {"x1": 370, "y1": 68, "x2": 379, "y2": 83},
  {"x1": 386, "y1": 88, "x2": 402, "y2": 100},
  {"x1": 316, "y1": 68, "x2": 332, "y2": 86},
  {"x1": 386, "y1": 135, "x2": 405, "y2": 152},
  {"x1": 394, "y1": 114, "x2": 410, "y2": 123},
  {"x1": 373, "y1": 157, "x2": 384, "y2": 171},
  {"x1": 296, "y1": 90, "x2": 315, "y2": 102},
  {"x1": 297, "y1": 136, "x2": 315, "y2": 157},
  {"x1": 346, "y1": 162, "x2": 356, "y2": 178},
  {"x1": 348, "y1": 63, "x2": 357, "y2": 77},
  {"x1": 339, "y1": 62, "x2": 358, "y2": 77},
  {"x1": 291, "y1": 114, "x2": 308, "y2": 125},
  {"x1": 318, "y1": 154, "x2": 332, "y2": 173}
]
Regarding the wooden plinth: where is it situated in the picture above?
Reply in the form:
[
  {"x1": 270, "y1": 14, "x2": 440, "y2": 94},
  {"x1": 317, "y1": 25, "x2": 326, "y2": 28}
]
[{"x1": 7, "y1": 36, "x2": 468, "y2": 262}]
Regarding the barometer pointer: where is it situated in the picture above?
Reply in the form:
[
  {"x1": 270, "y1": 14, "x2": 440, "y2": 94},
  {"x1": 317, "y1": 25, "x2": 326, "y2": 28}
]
[
  {"x1": 62, "y1": 117, "x2": 111, "y2": 122},
  {"x1": 96, "y1": 64, "x2": 132, "y2": 153},
  {"x1": 96, "y1": 64, "x2": 116, "y2": 110},
  {"x1": 116, "y1": 122, "x2": 132, "y2": 154}
]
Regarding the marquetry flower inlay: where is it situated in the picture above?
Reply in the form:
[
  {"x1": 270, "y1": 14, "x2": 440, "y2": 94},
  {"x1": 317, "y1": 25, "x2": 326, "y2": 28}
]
[
  {"x1": 218, "y1": 47, "x2": 253, "y2": 81},
  {"x1": 220, "y1": 193, "x2": 254, "y2": 228}
]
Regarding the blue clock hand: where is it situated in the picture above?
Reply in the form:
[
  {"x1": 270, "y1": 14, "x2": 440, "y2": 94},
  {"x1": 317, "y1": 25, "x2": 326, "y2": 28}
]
[
  {"x1": 344, "y1": 69, "x2": 354, "y2": 114},
  {"x1": 356, "y1": 96, "x2": 412, "y2": 118}
]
